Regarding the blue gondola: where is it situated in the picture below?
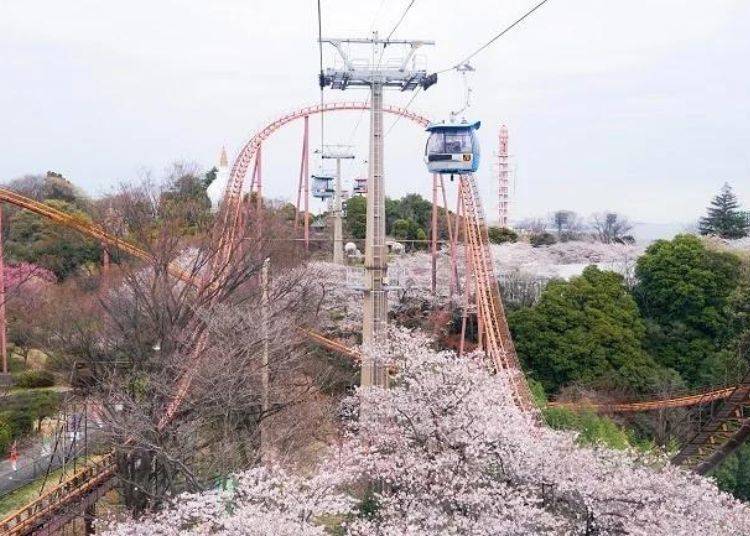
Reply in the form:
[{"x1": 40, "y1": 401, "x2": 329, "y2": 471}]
[
  {"x1": 312, "y1": 175, "x2": 335, "y2": 200},
  {"x1": 424, "y1": 120, "x2": 481, "y2": 174}
]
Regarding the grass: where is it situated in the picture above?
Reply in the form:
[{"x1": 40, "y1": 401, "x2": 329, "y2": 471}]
[{"x1": 0, "y1": 460, "x2": 90, "y2": 518}]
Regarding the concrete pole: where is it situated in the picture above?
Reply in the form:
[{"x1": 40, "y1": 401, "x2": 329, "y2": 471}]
[
  {"x1": 0, "y1": 207, "x2": 6, "y2": 376},
  {"x1": 260, "y1": 258, "x2": 271, "y2": 463},
  {"x1": 361, "y1": 79, "x2": 388, "y2": 388},
  {"x1": 333, "y1": 157, "x2": 344, "y2": 264}
]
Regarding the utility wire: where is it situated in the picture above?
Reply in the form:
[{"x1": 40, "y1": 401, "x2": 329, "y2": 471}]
[
  {"x1": 435, "y1": 0, "x2": 552, "y2": 74},
  {"x1": 316, "y1": 0, "x2": 325, "y2": 152},
  {"x1": 385, "y1": 0, "x2": 417, "y2": 42}
]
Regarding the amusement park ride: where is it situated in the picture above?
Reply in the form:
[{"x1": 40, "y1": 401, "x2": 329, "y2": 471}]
[{"x1": 2, "y1": 40, "x2": 750, "y2": 536}]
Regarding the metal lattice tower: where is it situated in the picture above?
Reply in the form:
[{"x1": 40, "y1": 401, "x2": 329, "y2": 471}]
[
  {"x1": 319, "y1": 33, "x2": 436, "y2": 387},
  {"x1": 497, "y1": 125, "x2": 510, "y2": 228}
]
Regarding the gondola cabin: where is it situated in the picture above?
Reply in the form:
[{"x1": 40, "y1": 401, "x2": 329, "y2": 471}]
[
  {"x1": 312, "y1": 175, "x2": 335, "y2": 200},
  {"x1": 425, "y1": 120, "x2": 481, "y2": 174}
]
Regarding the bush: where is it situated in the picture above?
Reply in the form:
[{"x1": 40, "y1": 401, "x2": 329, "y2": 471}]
[
  {"x1": 529, "y1": 232, "x2": 557, "y2": 247},
  {"x1": 543, "y1": 407, "x2": 630, "y2": 450},
  {"x1": 0, "y1": 410, "x2": 34, "y2": 439},
  {"x1": 0, "y1": 418, "x2": 12, "y2": 456},
  {"x1": 488, "y1": 226, "x2": 518, "y2": 244},
  {"x1": 14, "y1": 370, "x2": 55, "y2": 388}
]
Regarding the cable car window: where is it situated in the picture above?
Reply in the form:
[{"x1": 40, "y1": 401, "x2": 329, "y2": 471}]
[
  {"x1": 427, "y1": 132, "x2": 444, "y2": 153},
  {"x1": 444, "y1": 133, "x2": 472, "y2": 153}
]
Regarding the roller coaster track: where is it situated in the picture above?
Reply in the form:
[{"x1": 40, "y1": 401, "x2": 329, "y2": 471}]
[
  {"x1": 458, "y1": 175, "x2": 537, "y2": 415},
  {"x1": 671, "y1": 374, "x2": 750, "y2": 474},
  {"x1": 548, "y1": 385, "x2": 739, "y2": 413},
  {"x1": 0, "y1": 188, "x2": 198, "y2": 286}
]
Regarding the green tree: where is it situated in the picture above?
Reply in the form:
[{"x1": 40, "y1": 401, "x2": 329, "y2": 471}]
[
  {"x1": 159, "y1": 167, "x2": 212, "y2": 234},
  {"x1": 392, "y1": 218, "x2": 420, "y2": 241},
  {"x1": 5, "y1": 199, "x2": 102, "y2": 279},
  {"x1": 487, "y1": 226, "x2": 518, "y2": 244},
  {"x1": 699, "y1": 183, "x2": 748, "y2": 239},
  {"x1": 713, "y1": 444, "x2": 750, "y2": 501},
  {"x1": 345, "y1": 195, "x2": 367, "y2": 239},
  {"x1": 634, "y1": 235, "x2": 743, "y2": 385},
  {"x1": 509, "y1": 266, "x2": 665, "y2": 393}
]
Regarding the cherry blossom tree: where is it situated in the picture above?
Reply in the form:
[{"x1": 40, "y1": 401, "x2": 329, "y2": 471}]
[{"x1": 103, "y1": 328, "x2": 750, "y2": 535}]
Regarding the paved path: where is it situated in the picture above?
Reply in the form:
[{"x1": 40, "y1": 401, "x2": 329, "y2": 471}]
[{"x1": 0, "y1": 421, "x2": 104, "y2": 497}]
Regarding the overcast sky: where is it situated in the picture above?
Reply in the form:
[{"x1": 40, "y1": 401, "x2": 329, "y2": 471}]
[{"x1": 1, "y1": 0, "x2": 748, "y2": 224}]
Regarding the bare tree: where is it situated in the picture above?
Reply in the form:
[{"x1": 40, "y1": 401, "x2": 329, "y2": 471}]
[
  {"x1": 590, "y1": 212, "x2": 634, "y2": 244},
  {"x1": 515, "y1": 217, "x2": 547, "y2": 235},
  {"x1": 35, "y1": 179, "x2": 339, "y2": 513},
  {"x1": 550, "y1": 210, "x2": 584, "y2": 241}
]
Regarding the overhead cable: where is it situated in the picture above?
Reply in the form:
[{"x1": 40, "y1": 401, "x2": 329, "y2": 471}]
[
  {"x1": 316, "y1": 0, "x2": 325, "y2": 151},
  {"x1": 386, "y1": 0, "x2": 417, "y2": 42},
  {"x1": 436, "y1": 0, "x2": 552, "y2": 74}
]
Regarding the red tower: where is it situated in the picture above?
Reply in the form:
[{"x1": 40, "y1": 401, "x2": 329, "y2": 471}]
[{"x1": 497, "y1": 125, "x2": 510, "y2": 228}]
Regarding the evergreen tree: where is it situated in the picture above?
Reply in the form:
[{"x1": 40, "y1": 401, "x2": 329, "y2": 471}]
[
  {"x1": 509, "y1": 266, "x2": 668, "y2": 393},
  {"x1": 699, "y1": 183, "x2": 748, "y2": 238}
]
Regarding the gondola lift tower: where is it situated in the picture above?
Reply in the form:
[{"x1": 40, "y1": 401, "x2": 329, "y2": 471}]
[{"x1": 319, "y1": 33, "x2": 436, "y2": 387}]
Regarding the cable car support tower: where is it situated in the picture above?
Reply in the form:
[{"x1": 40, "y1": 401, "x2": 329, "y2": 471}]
[{"x1": 319, "y1": 33, "x2": 436, "y2": 387}]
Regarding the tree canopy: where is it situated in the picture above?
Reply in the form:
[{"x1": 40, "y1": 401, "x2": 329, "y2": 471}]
[
  {"x1": 634, "y1": 234, "x2": 744, "y2": 385},
  {"x1": 344, "y1": 195, "x2": 366, "y2": 239},
  {"x1": 509, "y1": 266, "x2": 665, "y2": 393}
]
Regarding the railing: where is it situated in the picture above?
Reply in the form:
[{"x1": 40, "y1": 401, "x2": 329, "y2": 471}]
[
  {"x1": 549, "y1": 385, "x2": 739, "y2": 413},
  {"x1": 0, "y1": 455, "x2": 115, "y2": 536}
]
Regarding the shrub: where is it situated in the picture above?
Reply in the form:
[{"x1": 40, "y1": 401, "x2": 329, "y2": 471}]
[
  {"x1": 0, "y1": 410, "x2": 34, "y2": 439},
  {"x1": 543, "y1": 407, "x2": 630, "y2": 450},
  {"x1": 14, "y1": 369, "x2": 55, "y2": 388},
  {"x1": 487, "y1": 226, "x2": 518, "y2": 244},
  {"x1": 0, "y1": 418, "x2": 11, "y2": 456},
  {"x1": 529, "y1": 232, "x2": 557, "y2": 247}
]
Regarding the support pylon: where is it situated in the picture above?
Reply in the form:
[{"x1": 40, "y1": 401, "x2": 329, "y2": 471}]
[
  {"x1": 361, "y1": 79, "x2": 388, "y2": 387},
  {"x1": 320, "y1": 146, "x2": 354, "y2": 265},
  {"x1": 319, "y1": 32, "x2": 435, "y2": 389}
]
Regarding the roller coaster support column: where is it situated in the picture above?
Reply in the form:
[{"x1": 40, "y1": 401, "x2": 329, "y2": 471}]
[
  {"x1": 440, "y1": 175, "x2": 459, "y2": 300},
  {"x1": 294, "y1": 116, "x2": 311, "y2": 251},
  {"x1": 255, "y1": 144, "x2": 263, "y2": 220},
  {"x1": 431, "y1": 173, "x2": 438, "y2": 297},
  {"x1": 0, "y1": 207, "x2": 7, "y2": 378}
]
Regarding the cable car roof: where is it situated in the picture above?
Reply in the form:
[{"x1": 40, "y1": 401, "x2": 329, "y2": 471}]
[{"x1": 425, "y1": 120, "x2": 481, "y2": 132}]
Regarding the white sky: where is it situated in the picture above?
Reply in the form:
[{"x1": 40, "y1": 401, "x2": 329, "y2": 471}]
[{"x1": 1, "y1": 0, "x2": 749, "y2": 224}]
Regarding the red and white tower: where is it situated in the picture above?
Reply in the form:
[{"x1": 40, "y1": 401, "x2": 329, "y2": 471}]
[{"x1": 497, "y1": 125, "x2": 511, "y2": 228}]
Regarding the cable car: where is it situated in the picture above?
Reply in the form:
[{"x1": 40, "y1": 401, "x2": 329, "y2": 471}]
[
  {"x1": 424, "y1": 120, "x2": 481, "y2": 174},
  {"x1": 311, "y1": 175, "x2": 335, "y2": 200}
]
